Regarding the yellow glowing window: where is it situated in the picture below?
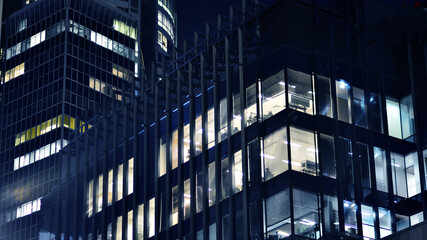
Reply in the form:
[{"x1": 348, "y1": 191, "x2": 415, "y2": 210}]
[
  {"x1": 31, "y1": 127, "x2": 36, "y2": 139},
  {"x1": 4, "y1": 63, "x2": 24, "y2": 83}
]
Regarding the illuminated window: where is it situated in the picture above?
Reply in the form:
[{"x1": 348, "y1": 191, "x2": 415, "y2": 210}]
[
  {"x1": 149, "y1": 198, "x2": 155, "y2": 237},
  {"x1": 88, "y1": 180, "x2": 93, "y2": 216},
  {"x1": 113, "y1": 19, "x2": 137, "y2": 39},
  {"x1": 118, "y1": 164, "x2": 124, "y2": 201},
  {"x1": 108, "y1": 169, "x2": 113, "y2": 205},
  {"x1": 16, "y1": 198, "x2": 41, "y2": 219},
  {"x1": 127, "y1": 210, "x2": 133, "y2": 240},
  {"x1": 112, "y1": 64, "x2": 132, "y2": 81},
  {"x1": 13, "y1": 140, "x2": 67, "y2": 171},
  {"x1": 157, "y1": 11, "x2": 174, "y2": 40},
  {"x1": 128, "y1": 158, "x2": 134, "y2": 195},
  {"x1": 158, "y1": 31, "x2": 168, "y2": 52},
  {"x1": 97, "y1": 175, "x2": 103, "y2": 213},
  {"x1": 4, "y1": 63, "x2": 25, "y2": 83},
  {"x1": 89, "y1": 76, "x2": 122, "y2": 100}
]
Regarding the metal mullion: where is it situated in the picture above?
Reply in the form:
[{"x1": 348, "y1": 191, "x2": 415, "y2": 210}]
[
  {"x1": 101, "y1": 111, "x2": 108, "y2": 240},
  {"x1": 154, "y1": 77, "x2": 160, "y2": 239},
  {"x1": 225, "y1": 37, "x2": 235, "y2": 240},
  {"x1": 143, "y1": 67, "x2": 150, "y2": 239},
  {"x1": 213, "y1": 44, "x2": 223, "y2": 240},
  {"x1": 188, "y1": 61, "x2": 196, "y2": 239},
  {"x1": 122, "y1": 99, "x2": 129, "y2": 240},
  {"x1": 112, "y1": 100, "x2": 119, "y2": 240},
  {"x1": 200, "y1": 53, "x2": 210, "y2": 240},
  {"x1": 177, "y1": 69, "x2": 184, "y2": 240},
  {"x1": 165, "y1": 57, "x2": 172, "y2": 240}
]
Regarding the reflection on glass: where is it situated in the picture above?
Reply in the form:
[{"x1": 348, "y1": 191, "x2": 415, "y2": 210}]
[
  {"x1": 184, "y1": 179, "x2": 191, "y2": 219},
  {"x1": 357, "y1": 144, "x2": 370, "y2": 188},
  {"x1": 128, "y1": 158, "x2": 134, "y2": 195},
  {"x1": 138, "y1": 204, "x2": 144, "y2": 239},
  {"x1": 88, "y1": 180, "x2": 93, "y2": 216},
  {"x1": 263, "y1": 127, "x2": 288, "y2": 181},
  {"x1": 149, "y1": 198, "x2": 155, "y2": 237},
  {"x1": 171, "y1": 130, "x2": 178, "y2": 169},
  {"x1": 195, "y1": 115, "x2": 202, "y2": 156},
  {"x1": 405, "y1": 152, "x2": 421, "y2": 197},
  {"x1": 221, "y1": 157, "x2": 230, "y2": 200},
  {"x1": 266, "y1": 189, "x2": 291, "y2": 239},
  {"x1": 232, "y1": 93, "x2": 241, "y2": 134},
  {"x1": 353, "y1": 87, "x2": 367, "y2": 128},
  {"x1": 290, "y1": 127, "x2": 317, "y2": 176},
  {"x1": 262, "y1": 70, "x2": 285, "y2": 120},
  {"x1": 401, "y1": 95, "x2": 415, "y2": 141},
  {"x1": 171, "y1": 186, "x2": 178, "y2": 225},
  {"x1": 369, "y1": 92, "x2": 382, "y2": 133},
  {"x1": 208, "y1": 162, "x2": 216, "y2": 206},
  {"x1": 183, "y1": 124, "x2": 190, "y2": 163},
  {"x1": 128, "y1": 210, "x2": 133, "y2": 240},
  {"x1": 97, "y1": 174, "x2": 103, "y2": 212},
  {"x1": 386, "y1": 99, "x2": 402, "y2": 139},
  {"x1": 336, "y1": 79, "x2": 351, "y2": 123},
  {"x1": 233, "y1": 150, "x2": 243, "y2": 193},
  {"x1": 116, "y1": 215, "x2": 123, "y2": 240},
  {"x1": 245, "y1": 83, "x2": 258, "y2": 126},
  {"x1": 288, "y1": 69, "x2": 314, "y2": 115},
  {"x1": 118, "y1": 164, "x2": 123, "y2": 201},
  {"x1": 379, "y1": 207, "x2": 391, "y2": 238},
  {"x1": 317, "y1": 75, "x2": 333, "y2": 117},
  {"x1": 293, "y1": 189, "x2": 320, "y2": 238},
  {"x1": 207, "y1": 108, "x2": 215, "y2": 148},
  {"x1": 361, "y1": 204, "x2": 375, "y2": 239},
  {"x1": 196, "y1": 172, "x2": 203, "y2": 213},
  {"x1": 159, "y1": 137, "x2": 166, "y2": 177},
  {"x1": 324, "y1": 195, "x2": 339, "y2": 235},
  {"x1": 343, "y1": 200, "x2": 358, "y2": 234},
  {"x1": 374, "y1": 147, "x2": 388, "y2": 192},
  {"x1": 396, "y1": 214, "x2": 409, "y2": 231},
  {"x1": 219, "y1": 99, "x2": 228, "y2": 141},
  {"x1": 108, "y1": 169, "x2": 113, "y2": 205},
  {"x1": 320, "y1": 134, "x2": 335, "y2": 178},
  {"x1": 391, "y1": 152, "x2": 406, "y2": 197}
]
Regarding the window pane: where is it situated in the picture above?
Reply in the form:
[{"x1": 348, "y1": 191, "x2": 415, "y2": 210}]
[
  {"x1": 266, "y1": 189, "x2": 291, "y2": 238},
  {"x1": 262, "y1": 70, "x2": 285, "y2": 120},
  {"x1": 317, "y1": 76, "x2": 333, "y2": 117},
  {"x1": 290, "y1": 127, "x2": 317, "y2": 176},
  {"x1": 319, "y1": 134, "x2": 336, "y2": 178},
  {"x1": 405, "y1": 152, "x2": 421, "y2": 197},
  {"x1": 171, "y1": 130, "x2": 178, "y2": 169},
  {"x1": 353, "y1": 87, "x2": 367, "y2": 128},
  {"x1": 379, "y1": 207, "x2": 391, "y2": 238},
  {"x1": 128, "y1": 158, "x2": 134, "y2": 195},
  {"x1": 233, "y1": 150, "x2": 243, "y2": 193},
  {"x1": 232, "y1": 92, "x2": 241, "y2": 134},
  {"x1": 391, "y1": 152, "x2": 406, "y2": 197},
  {"x1": 336, "y1": 80, "x2": 351, "y2": 123},
  {"x1": 149, "y1": 198, "x2": 155, "y2": 237},
  {"x1": 361, "y1": 204, "x2": 375, "y2": 239},
  {"x1": 357, "y1": 144, "x2": 371, "y2": 188},
  {"x1": 171, "y1": 186, "x2": 178, "y2": 225},
  {"x1": 195, "y1": 115, "x2": 202, "y2": 156},
  {"x1": 108, "y1": 170, "x2": 113, "y2": 205},
  {"x1": 386, "y1": 99, "x2": 402, "y2": 139},
  {"x1": 263, "y1": 127, "x2": 288, "y2": 181},
  {"x1": 116, "y1": 215, "x2": 123, "y2": 240},
  {"x1": 118, "y1": 164, "x2": 123, "y2": 200},
  {"x1": 400, "y1": 95, "x2": 415, "y2": 141},
  {"x1": 97, "y1": 175, "x2": 103, "y2": 212},
  {"x1": 369, "y1": 92, "x2": 383, "y2": 133},
  {"x1": 207, "y1": 107, "x2": 215, "y2": 148},
  {"x1": 323, "y1": 195, "x2": 339, "y2": 234},
  {"x1": 343, "y1": 200, "x2": 358, "y2": 234},
  {"x1": 293, "y1": 189, "x2": 320, "y2": 238},
  {"x1": 221, "y1": 157, "x2": 230, "y2": 199},
  {"x1": 208, "y1": 162, "x2": 216, "y2": 206},
  {"x1": 245, "y1": 84, "x2": 258, "y2": 126},
  {"x1": 183, "y1": 179, "x2": 191, "y2": 219},
  {"x1": 288, "y1": 69, "x2": 314, "y2": 115},
  {"x1": 183, "y1": 124, "x2": 190, "y2": 163},
  {"x1": 128, "y1": 210, "x2": 133, "y2": 240},
  {"x1": 374, "y1": 147, "x2": 388, "y2": 192},
  {"x1": 196, "y1": 172, "x2": 203, "y2": 213},
  {"x1": 159, "y1": 137, "x2": 166, "y2": 177},
  {"x1": 218, "y1": 99, "x2": 228, "y2": 141}
]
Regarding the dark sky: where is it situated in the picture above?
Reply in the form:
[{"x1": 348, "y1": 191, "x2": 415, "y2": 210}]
[{"x1": 176, "y1": 0, "x2": 241, "y2": 46}]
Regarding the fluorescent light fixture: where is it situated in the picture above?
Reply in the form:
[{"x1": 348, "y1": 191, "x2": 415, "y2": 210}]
[
  {"x1": 276, "y1": 231, "x2": 289, "y2": 237},
  {"x1": 301, "y1": 219, "x2": 316, "y2": 225}
]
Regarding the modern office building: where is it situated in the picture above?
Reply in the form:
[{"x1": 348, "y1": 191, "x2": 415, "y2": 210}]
[
  {"x1": 2, "y1": 0, "x2": 427, "y2": 240},
  {"x1": 0, "y1": 0, "x2": 162, "y2": 238}
]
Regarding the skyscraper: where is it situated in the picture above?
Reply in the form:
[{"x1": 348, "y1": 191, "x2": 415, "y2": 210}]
[
  {"x1": 0, "y1": 0, "x2": 174, "y2": 238},
  {"x1": 2, "y1": 0, "x2": 427, "y2": 240}
]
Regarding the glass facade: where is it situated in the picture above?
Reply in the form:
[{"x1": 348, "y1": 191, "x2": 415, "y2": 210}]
[{"x1": 2, "y1": 0, "x2": 427, "y2": 240}]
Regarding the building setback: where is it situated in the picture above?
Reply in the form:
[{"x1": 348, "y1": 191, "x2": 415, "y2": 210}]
[{"x1": 2, "y1": 0, "x2": 427, "y2": 240}]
